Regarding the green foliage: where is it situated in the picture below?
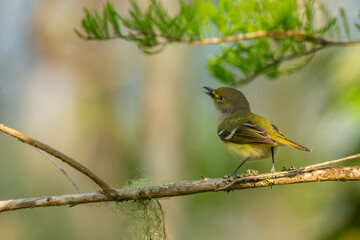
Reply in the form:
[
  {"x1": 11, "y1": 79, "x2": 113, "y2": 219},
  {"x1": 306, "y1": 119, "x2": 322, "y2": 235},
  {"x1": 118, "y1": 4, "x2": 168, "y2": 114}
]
[
  {"x1": 339, "y1": 8, "x2": 350, "y2": 40},
  {"x1": 355, "y1": 12, "x2": 360, "y2": 32},
  {"x1": 75, "y1": 0, "x2": 359, "y2": 85},
  {"x1": 75, "y1": 2, "x2": 122, "y2": 40},
  {"x1": 115, "y1": 177, "x2": 167, "y2": 240}
]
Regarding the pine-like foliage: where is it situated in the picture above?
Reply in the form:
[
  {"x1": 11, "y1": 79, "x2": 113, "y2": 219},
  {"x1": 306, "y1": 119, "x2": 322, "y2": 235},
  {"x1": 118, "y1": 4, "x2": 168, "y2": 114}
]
[{"x1": 75, "y1": 0, "x2": 359, "y2": 85}]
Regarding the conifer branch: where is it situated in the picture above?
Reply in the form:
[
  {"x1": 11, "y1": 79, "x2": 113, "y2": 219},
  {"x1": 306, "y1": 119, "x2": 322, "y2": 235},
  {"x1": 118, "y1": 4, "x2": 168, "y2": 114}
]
[
  {"x1": 75, "y1": 0, "x2": 360, "y2": 85},
  {"x1": 1, "y1": 165, "x2": 359, "y2": 213}
]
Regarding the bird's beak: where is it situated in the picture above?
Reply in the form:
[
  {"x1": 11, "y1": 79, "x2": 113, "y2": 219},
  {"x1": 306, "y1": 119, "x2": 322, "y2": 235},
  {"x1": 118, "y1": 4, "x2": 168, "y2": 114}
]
[{"x1": 203, "y1": 86, "x2": 215, "y2": 98}]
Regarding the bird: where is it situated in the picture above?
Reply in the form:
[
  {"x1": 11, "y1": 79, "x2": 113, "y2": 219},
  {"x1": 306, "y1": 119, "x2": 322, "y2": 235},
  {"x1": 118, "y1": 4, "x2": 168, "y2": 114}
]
[{"x1": 203, "y1": 86, "x2": 310, "y2": 177}]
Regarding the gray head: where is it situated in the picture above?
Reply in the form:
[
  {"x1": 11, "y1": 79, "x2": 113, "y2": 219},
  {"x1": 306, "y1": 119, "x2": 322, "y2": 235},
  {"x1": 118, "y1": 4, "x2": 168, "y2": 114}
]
[{"x1": 203, "y1": 86, "x2": 251, "y2": 121}]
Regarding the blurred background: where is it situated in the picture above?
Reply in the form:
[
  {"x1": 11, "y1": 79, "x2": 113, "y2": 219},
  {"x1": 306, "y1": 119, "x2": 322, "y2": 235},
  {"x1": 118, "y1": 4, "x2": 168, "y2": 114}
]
[{"x1": 0, "y1": 0, "x2": 360, "y2": 239}]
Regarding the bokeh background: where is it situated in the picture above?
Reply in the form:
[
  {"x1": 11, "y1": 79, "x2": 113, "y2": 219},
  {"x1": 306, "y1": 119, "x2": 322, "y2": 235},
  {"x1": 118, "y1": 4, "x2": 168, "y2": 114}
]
[{"x1": 1, "y1": 0, "x2": 360, "y2": 239}]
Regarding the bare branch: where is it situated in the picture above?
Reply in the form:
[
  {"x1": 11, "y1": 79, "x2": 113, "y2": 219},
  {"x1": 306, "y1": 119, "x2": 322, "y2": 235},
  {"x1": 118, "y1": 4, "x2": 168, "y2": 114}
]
[
  {"x1": 1, "y1": 122, "x2": 359, "y2": 214},
  {"x1": 228, "y1": 153, "x2": 360, "y2": 182},
  {"x1": 0, "y1": 124, "x2": 116, "y2": 196},
  {"x1": 1, "y1": 166, "x2": 359, "y2": 213},
  {"x1": 304, "y1": 153, "x2": 360, "y2": 169}
]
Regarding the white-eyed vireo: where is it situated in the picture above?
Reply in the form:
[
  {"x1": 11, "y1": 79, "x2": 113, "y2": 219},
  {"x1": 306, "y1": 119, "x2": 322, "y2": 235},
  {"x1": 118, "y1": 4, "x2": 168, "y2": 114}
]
[{"x1": 204, "y1": 86, "x2": 310, "y2": 176}]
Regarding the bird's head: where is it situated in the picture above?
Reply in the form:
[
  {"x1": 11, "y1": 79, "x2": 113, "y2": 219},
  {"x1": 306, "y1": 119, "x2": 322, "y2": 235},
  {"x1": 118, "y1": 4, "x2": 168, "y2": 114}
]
[{"x1": 203, "y1": 86, "x2": 251, "y2": 121}]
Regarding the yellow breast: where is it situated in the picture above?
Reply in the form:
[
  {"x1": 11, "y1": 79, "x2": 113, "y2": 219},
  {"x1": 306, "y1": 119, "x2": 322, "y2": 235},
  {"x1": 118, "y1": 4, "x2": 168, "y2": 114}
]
[{"x1": 222, "y1": 142, "x2": 274, "y2": 161}]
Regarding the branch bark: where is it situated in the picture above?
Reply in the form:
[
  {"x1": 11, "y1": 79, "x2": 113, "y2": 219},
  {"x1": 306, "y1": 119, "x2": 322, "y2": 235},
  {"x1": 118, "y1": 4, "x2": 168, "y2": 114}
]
[
  {"x1": 182, "y1": 30, "x2": 360, "y2": 46},
  {"x1": 1, "y1": 166, "x2": 359, "y2": 213},
  {"x1": 90, "y1": 29, "x2": 360, "y2": 47},
  {"x1": 0, "y1": 124, "x2": 116, "y2": 196}
]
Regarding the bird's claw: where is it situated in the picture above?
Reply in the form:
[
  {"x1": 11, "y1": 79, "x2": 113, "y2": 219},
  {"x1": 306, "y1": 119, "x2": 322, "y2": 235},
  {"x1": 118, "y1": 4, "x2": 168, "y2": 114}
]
[{"x1": 224, "y1": 175, "x2": 235, "y2": 182}]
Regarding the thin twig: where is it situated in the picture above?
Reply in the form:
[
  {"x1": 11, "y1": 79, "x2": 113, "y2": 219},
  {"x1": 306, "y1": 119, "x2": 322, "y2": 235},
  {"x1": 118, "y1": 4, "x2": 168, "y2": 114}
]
[
  {"x1": 36, "y1": 148, "x2": 82, "y2": 194},
  {"x1": 303, "y1": 153, "x2": 360, "y2": 169},
  {"x1": 0, "y1": 124, "x2": 116, "y2": 196},
  {"x1": 240, "y1": 51, "x2": 317, "y2": 85},
  {"x1": 218, "y1": 153, "x2": 360, "y2": 191},
  {"x1": 1, "y1": 166, "x2": 359, "y2": 213}
]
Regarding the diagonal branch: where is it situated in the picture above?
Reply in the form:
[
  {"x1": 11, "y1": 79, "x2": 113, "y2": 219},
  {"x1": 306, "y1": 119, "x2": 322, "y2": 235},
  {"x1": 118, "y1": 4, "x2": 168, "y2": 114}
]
[
  {"x1": 0, "y1": 123, "x2": 116, "y2": 196},
  {"x1": 304, "y1": 153, "x2": 360, "y2": 169},
  {"x1": 1, "y1": 166, "x2": 359, "y2": 213}
]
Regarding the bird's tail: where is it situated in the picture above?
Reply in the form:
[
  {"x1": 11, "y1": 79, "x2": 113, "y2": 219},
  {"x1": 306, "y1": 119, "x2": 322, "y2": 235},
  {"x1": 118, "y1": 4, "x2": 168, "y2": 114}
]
[{"x1": 276, "y1": 137, "x2": 311, "y2": 152}]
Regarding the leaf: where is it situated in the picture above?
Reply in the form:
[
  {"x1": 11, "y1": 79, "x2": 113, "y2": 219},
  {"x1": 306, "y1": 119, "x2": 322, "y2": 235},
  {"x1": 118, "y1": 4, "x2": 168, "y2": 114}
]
[{"x1": 339, "y1": 7, "x2": 351, "y2": 40}]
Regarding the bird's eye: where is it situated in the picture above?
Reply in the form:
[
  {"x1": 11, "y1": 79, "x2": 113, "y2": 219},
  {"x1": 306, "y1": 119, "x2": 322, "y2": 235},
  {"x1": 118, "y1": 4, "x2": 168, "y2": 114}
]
[{"x1": 218, "y1": 96, "x2": 224, "y2": 102}]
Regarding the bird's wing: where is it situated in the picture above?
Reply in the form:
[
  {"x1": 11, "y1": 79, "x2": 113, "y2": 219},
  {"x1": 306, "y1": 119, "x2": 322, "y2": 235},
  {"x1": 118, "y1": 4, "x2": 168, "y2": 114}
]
[
  {"x1": 271, "y1": 124, "x2": 311, "y2": 152},
  {"x1": 217, "y1": 119, "x2": 276, "y2": 145}
]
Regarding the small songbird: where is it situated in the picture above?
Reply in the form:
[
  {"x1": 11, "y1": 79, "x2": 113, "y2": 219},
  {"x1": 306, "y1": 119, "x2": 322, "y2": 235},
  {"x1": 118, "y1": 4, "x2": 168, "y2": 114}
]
[{"x1": 204, "y1": 86, "x2": 310, "y2": 177}]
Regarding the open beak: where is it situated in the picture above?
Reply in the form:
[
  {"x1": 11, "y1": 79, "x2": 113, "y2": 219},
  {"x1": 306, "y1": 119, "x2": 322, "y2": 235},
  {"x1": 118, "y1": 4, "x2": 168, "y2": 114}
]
[{"x1": 203, "y1": 86, "x2": 215, "y2": 98}]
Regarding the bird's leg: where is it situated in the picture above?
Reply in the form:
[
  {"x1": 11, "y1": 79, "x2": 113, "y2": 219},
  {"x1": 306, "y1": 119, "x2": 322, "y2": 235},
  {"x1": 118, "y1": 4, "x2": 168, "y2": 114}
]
[
  {"x1": 271, "y1": 147, "x2": 275, "y2": 173},
  {"x1": 231, "y1": 157, "x2": 249, "y2": 177}
]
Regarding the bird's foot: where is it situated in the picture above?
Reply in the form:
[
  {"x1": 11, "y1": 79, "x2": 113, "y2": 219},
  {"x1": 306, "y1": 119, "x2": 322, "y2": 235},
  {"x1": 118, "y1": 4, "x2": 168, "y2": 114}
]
[
  {"x1": 224, "y1": 174, "x2": 235, "y2": 182},
  {"x1": 281, "y1": 165, "x2": 296, "y2": 171}
]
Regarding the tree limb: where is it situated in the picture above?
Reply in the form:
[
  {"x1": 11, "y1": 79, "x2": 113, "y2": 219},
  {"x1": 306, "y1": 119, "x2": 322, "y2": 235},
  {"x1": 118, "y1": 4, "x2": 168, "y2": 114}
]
[
  {"x1": 1, "y1": 122, "x2": 359, "y2": 213},
  {"x1": 182, "y1": 30, "x2": 360, "y2": 46},
  {"x1": 1, "y1": 166, "x2": 359, "y2": 213},
  {"x1": 86, "y1": 29, "x2": 360, "y2": 48},
  {"x1": 0, "y1": 124, "x2": 116, "y2": 196}
]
